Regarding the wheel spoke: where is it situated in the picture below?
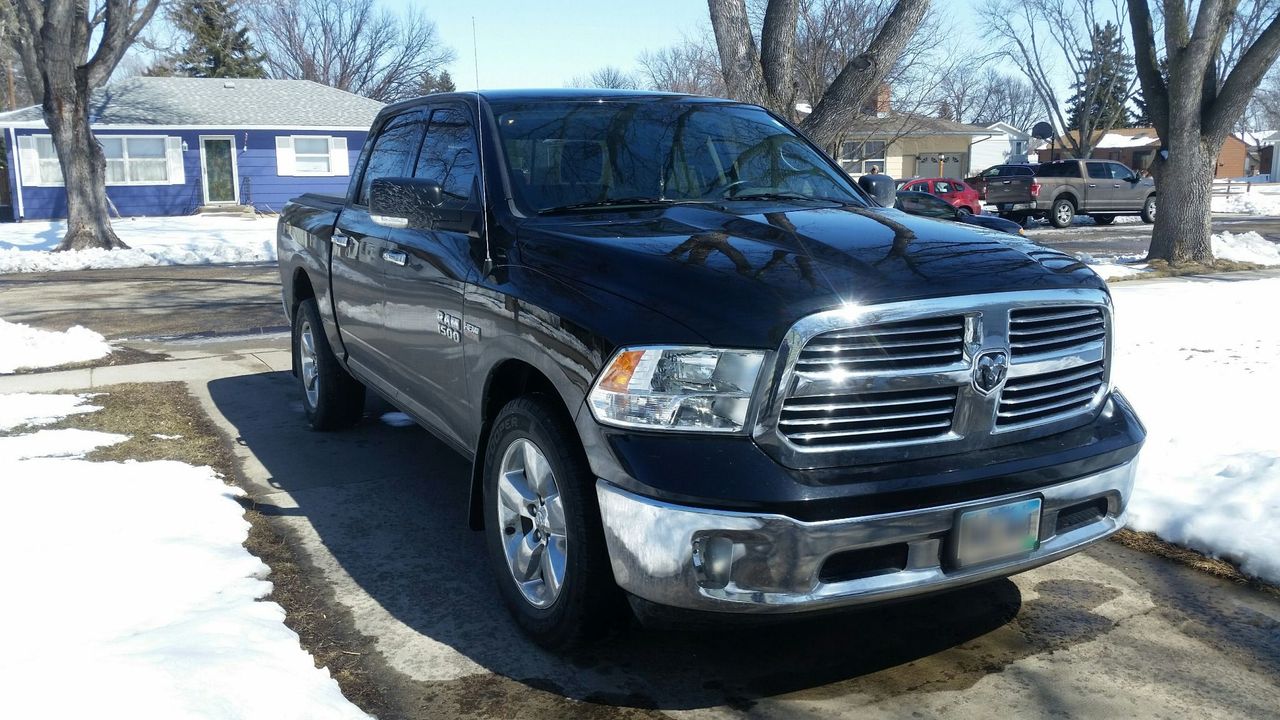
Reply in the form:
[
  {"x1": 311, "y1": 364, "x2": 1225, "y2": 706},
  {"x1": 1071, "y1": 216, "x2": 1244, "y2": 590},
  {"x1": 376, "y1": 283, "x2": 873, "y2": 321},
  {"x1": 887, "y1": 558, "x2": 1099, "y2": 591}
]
[
  {"x1": 522, "y1": 442, "x2": 554, "y2": 497},
  {"x1": 509, "y1": 531, "x2": 542, "y2": 580},
  {"x1": 302, "y1": 331, "x2": 315, "y2": 356},
  {"x1": 497, "y1": 470, "x2": 538, "y2": 516},
  {"x1": 540, "y1": 542, "x2": 566, "y2": 598}
]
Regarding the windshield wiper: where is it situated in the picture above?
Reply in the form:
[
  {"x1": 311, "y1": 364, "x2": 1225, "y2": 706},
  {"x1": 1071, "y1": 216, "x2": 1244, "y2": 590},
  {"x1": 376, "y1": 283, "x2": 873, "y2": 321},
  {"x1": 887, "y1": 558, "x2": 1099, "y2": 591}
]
[
  {"x1": 722, "y1": 192, "x2": 846, "y2": 204},
  {"x1": 539, "y1": 198, "x2": 678, "y2": 214}
]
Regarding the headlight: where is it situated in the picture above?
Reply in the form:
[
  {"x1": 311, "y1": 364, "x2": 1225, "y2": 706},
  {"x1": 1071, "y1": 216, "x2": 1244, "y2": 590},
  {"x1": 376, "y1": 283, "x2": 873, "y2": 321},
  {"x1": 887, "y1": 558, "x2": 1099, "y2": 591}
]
[{"x1": 587, "y1": 346, "x2": 765, "y2": 432}]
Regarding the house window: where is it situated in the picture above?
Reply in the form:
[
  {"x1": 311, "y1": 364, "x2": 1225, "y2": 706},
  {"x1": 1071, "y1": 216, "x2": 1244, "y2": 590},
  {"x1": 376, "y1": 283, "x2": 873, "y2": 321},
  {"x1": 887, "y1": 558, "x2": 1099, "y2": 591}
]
[
  {"x1": 293, "y1": 137, "x2": 332, "y2": 174},
  {"x1": 841, "y1": 140, "x2": 887, "y2": 173},
  {"x1": 1012, "y1": 140, "x2": 1027, "y2": 155},
  {"x1": 29, "y1": 135, "x2": 173, "y2": 185},
  {"x1": 34, "y1": 136, "x2": 64, "y2": 184},
  {"x1": 100, "y1": 136, "x2": 169, "y2": 183}
]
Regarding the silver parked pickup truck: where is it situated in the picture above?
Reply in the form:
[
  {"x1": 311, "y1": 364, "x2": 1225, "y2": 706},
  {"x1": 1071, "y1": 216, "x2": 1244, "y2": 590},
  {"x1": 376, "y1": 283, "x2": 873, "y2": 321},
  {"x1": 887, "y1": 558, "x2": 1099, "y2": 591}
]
[{"x1": 986, "y1": 159, "x2": 1157, "y2": 228}]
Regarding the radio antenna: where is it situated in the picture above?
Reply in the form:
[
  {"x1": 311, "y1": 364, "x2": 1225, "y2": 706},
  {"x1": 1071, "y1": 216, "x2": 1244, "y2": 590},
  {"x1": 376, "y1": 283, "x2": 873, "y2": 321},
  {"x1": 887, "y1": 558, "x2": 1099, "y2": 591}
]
[{"x1": 472, "y1": 16, "x2": 493, "y2": 274}]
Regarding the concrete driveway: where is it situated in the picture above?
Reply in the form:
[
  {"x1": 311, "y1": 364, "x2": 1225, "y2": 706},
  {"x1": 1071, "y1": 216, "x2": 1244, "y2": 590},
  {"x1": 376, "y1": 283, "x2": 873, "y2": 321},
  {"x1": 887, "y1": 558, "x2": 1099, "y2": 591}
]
[{"x1": 189, "y1": 361, "x2": 1280, "y2": 719}]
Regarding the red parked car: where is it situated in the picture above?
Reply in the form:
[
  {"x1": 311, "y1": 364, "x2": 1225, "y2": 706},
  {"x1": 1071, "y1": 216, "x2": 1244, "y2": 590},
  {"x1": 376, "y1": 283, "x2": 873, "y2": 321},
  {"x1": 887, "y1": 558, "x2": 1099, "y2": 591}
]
[{"x1": 899, "y1": 178, "x2": 983, "y2": 215}]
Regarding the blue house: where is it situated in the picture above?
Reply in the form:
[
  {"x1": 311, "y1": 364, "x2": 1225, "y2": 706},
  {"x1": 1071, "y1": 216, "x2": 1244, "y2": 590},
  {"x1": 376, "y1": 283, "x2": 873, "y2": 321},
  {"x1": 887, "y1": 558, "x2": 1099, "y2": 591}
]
[{"x1": 0, "y1": 77, "x2": 383, "y2": 221}]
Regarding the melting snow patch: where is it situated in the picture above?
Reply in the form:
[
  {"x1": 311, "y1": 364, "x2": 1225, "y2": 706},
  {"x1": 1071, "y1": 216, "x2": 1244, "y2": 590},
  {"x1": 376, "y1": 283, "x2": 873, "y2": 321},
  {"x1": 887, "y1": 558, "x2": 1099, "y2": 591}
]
[
  {"x1": 0, "y1": 393, "x2": 101, "y2": 431},
  {"x1": 0, "y1": 319, "x2": 112, "y2": 374},
  {"x1": 1112, "y1": 278, "x2": 1280, "y2": 583},
  {"x1": 152, "y1": 433, "x2": 184, "y2": 440},
  {"x1": 380, "y1": 411, "x2": 416, "y2": 427},
  {"x1": 0, "y1": 392, "x2": 370, "y2": 719},
  {"x1": 1212, "y1": 190, "x2": 1280, "y2": 216},
  {"x1": 0, "y1": 215, "x2": 277, "y2": 273}
]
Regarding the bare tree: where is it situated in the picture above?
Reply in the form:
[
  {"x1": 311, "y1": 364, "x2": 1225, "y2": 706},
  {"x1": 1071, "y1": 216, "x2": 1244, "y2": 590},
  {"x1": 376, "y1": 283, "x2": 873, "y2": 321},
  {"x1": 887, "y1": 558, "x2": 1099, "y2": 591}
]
[
  {"x1": 986, "y1": 0, "x2": 1136, "y2": 158},
  {"x1": 0, "y1": 2, "x2": 36, "y2": 111},
  {"x1": 249, "y1": 0, "x2": 454, "y2": 102},
  {"x1": 980, "y1": 74, "x2": 1041, "y2": 130},
  {"x1": 1128, "y1": 0, "x2": 1280, "y2": 264},
  {"x1": 566, "y1": 65, "x2": 638, "y2": 90},
  {"x1": 637, "y1": 35, "x2": 725, "y2": 95},
  {"x1": 8, "y1": 0, "x2": 161, "y2": 250},
  {"x1": 707, "y1": 0, "x2": 931, "y2": 148}
]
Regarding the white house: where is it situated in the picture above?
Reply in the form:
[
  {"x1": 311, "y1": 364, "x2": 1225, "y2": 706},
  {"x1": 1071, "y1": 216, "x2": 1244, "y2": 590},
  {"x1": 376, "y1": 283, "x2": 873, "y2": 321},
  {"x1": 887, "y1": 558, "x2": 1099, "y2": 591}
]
[{"x1": 967, "y1": 122, "x2": 1032, "y2": 173}]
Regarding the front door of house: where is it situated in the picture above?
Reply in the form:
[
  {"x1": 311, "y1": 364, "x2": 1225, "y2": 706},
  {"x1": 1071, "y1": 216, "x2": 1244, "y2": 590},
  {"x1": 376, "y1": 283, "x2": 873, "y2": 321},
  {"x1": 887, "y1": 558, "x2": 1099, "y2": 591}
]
[{"x1": 201, "y1": 136, "x2": 237, "y2": 204}]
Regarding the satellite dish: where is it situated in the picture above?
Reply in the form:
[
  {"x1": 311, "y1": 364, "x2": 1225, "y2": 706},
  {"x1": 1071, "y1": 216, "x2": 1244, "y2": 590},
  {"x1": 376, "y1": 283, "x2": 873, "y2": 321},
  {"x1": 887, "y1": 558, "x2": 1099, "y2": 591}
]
[{"x1": 1031, "y1": 122, "x2": 1054, "y2": 140}]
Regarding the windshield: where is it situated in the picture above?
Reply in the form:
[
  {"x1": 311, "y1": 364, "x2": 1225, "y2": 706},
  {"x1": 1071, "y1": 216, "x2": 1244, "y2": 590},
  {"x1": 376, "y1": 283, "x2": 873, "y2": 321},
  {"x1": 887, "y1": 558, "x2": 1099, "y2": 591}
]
[{"x1": 489, "y1": 100, "x2": 865, "y2": 213}]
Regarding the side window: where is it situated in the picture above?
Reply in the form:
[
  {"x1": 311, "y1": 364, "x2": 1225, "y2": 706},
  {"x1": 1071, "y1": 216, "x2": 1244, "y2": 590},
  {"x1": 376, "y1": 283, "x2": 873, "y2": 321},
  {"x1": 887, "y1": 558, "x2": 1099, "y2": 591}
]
[
  {"x1": 357, "y1": 113, "x2": 425, "y2": 205},
  {"x1": 415, "y1": 107, "x2": 478, "y2": 205},
  {"x1": 934, "y1": 180, "x2": 953, "y2": 193},
  {"x1": 982, "y1": 167, "x2": 1001, "y2": 178},
  {"x1": 1086, "y1": 161, "x2": 1110, "y2": 179},
  {"x1": 1110, "y1": 162, "x2": 1134, "y2": 180}
]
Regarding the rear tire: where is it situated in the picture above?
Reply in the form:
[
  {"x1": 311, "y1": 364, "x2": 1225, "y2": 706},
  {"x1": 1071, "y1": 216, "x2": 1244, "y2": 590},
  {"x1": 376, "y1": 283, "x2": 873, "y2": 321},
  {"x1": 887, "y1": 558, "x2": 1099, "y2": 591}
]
[
  {"x1": 956, "y1": 206, "x2": 972, "y2": 217},
  {"x1": 483, "y1": 395, "x2": 620, "y2": 649},
  {"x1": 1092, "y1": 214, "x2": 1115, "y2": 225},
  {"x1": 292, "y1": 298, "x2": 365, "y2": 431},
  {"x1": 1141, "y1": 195, "x2": 1156, "y2": 224},
  {"x1": 1050, "y1": 197, "x2": 1075, "y2": 228}
]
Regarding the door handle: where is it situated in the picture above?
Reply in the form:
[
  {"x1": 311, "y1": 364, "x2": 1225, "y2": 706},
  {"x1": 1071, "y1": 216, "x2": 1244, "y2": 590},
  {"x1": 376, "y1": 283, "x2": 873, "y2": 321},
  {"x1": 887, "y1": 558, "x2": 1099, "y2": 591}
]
[
  {"x1": 1087, "y1": 183, "x2": 1097, "y2": 188},
  {"x1": 1001, "y1": 180, "x2": 1011, "y2": 184},
  {"x1": 382, "y1": 249, "x2": 408, "y2": 266},
  {"x1": 331, "y1": 233, "x2": 350, "y2": 248},
  {"x1": 1113, "y1": 183, "x2": 1122, "y2": 188}
]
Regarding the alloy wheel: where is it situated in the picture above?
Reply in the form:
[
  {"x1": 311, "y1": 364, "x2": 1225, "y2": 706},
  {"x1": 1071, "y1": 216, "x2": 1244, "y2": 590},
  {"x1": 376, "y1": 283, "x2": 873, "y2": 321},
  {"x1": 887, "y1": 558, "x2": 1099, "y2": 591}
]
[
  {"x1": 299, "y1": 320, "x2": 320, "y2": 408},
  {"x1": 496, "y1": 438, "x2": 568, "y2": 608}
]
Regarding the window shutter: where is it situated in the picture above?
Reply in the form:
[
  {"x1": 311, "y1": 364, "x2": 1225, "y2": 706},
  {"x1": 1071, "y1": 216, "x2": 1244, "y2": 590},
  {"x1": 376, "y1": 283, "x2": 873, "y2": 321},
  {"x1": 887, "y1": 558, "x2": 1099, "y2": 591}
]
[
  {"x1": 165, "y1": 137, "x2": 185, "y2": 184},
  {"x1": 329, "y1": 136, "x2": 349, "y2": 176},
  {"x1": 276, "y1": 136, "x2": 295, "y2": 176},
  {"x1": 16, "y1": 135, "x2": 40, "y2": 185}
]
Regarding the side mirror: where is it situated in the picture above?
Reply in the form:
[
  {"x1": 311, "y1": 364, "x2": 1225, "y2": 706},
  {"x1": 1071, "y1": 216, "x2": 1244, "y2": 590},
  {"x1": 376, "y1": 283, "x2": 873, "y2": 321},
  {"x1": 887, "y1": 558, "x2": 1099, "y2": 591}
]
[{"x1": 369, "y1": 177, "x2": 444, "y2": 229}]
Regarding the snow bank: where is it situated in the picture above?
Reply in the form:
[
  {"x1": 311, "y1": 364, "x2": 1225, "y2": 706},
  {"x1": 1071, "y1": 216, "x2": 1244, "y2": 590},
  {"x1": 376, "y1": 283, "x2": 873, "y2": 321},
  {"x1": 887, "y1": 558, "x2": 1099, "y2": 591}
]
[
  {"x1": 0, "y1": 215, "x2": 277, "y2": 274},
  {"x1": 0, "y1": 318, "x2": 112, "y2": 373},
  {"x1": 1212, "y1": 190, "x2": 1280, "y2": 215},
  {"x1": 1113, "y1": 278, "x2": 1280, "y2": 583},
  {"x1": 1075, "y1": 230, "x2": 1280, "y2": 278},
  {"x1": 0, "y1": 395, "x2": 369, "y2": 720},
  {"x1": 1211, "y1": 230, "x2": 1280, "y2": 265}
]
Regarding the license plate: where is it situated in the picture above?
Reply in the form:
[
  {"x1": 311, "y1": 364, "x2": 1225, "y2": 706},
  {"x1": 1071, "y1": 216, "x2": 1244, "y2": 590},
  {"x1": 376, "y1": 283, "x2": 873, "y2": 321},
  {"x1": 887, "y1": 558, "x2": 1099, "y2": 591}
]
[{"x1": 955, "y1": 498, "x2": 1042, "y2": 568}]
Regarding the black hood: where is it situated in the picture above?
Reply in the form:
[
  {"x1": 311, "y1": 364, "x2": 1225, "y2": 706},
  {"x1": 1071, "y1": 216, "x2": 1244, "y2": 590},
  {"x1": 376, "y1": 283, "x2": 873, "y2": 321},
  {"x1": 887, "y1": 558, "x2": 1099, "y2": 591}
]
[{"x1": 514, "y1": 203, "x2": 1104, "y2": 348}]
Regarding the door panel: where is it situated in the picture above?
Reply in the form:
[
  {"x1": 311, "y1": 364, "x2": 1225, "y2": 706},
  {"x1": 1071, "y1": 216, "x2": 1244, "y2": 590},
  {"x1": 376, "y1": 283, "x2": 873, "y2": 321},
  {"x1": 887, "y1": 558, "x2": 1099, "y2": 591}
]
[
  {"x1": 328, "y1": 111, "x2": 426, "y2": 378},
  {"x1": 1085, "y1": 161, "x2": 1116, "y2": 211},
  {"x1": 1110, "y1": 162, "x2": 1149, "y2": 210},
  {"x1": 379, "y1": 105, "x2": 482, "y2": 446}
]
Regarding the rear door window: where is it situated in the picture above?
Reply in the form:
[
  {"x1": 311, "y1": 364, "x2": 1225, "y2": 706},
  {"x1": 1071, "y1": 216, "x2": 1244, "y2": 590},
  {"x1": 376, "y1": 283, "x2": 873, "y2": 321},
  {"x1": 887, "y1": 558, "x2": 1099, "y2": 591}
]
[
  {"x1": 1086, "y1": 162, "x2": 1111, "y2": 179},
  {"x1": 357, "y1": 112, "x2": 426, "y2": 205},
  {"x1": 934, "y1": 180, "x2": 954, "y2": 193}
]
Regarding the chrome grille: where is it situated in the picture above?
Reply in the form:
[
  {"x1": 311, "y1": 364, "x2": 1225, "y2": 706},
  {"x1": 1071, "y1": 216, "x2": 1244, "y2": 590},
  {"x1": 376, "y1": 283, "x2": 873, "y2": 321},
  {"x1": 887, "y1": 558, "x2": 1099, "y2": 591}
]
[
  {"x1": 1009, "y1": 306, "x2": 1105, "y2": 358},
  {"x1": 798, "y1": 316, "x2": 966, "y2": 372},
  {"x1": 759, "y1": 290, "x2": 1113, "y2": 470},
  {"x1": 779, "y1": 388, "x2": 958, "y2": 447},
  {"x1": 997, "y1": 361, "x2": 1105, "y2": 428}
]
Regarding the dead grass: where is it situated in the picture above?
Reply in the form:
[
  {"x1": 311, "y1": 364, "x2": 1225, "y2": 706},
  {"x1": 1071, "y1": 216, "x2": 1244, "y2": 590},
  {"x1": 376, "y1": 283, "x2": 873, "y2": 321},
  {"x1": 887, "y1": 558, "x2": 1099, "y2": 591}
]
[
  {"x1": 1105, "y1": 259, "x2": 1263, "y2": 282},
  {"x1": 1111, "y1": 529, "x2": 1279, "y2": 598},
  {"x1": 40, "y1": 382, "x2": 398, "y2": 717}
]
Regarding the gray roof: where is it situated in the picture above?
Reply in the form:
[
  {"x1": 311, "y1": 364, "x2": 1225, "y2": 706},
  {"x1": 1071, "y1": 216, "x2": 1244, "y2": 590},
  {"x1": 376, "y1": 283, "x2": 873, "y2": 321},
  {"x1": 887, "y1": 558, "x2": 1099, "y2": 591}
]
[
  {"x1": 844, "y1": 113, "x2": 995, "y2": 138},
  {"x1": 0, "y1": 77, "x2": 384, "y2": 128}
]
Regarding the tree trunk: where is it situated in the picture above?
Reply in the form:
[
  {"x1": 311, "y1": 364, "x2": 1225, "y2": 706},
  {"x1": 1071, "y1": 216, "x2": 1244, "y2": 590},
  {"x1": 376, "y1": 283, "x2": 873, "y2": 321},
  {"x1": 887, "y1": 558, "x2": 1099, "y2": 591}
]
[
  {"x1": 1146, "y1": 138, "x2": 1215, "y2": 263},
  {"x1": 46, "y1": 78, "x2": 125, "y2": 251}
]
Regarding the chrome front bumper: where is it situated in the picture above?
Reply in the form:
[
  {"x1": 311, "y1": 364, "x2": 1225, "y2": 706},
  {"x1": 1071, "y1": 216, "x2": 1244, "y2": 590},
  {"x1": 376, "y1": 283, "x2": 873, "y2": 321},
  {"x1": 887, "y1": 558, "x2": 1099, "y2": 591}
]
[{"x1": 596, "y1": 459, "x2": 1136, "y2": 613}]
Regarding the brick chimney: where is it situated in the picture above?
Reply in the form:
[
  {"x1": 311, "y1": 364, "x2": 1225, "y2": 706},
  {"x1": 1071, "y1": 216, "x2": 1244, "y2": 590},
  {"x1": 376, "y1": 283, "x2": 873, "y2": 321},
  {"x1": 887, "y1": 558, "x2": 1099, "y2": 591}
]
[{"x1": 863, "y1": 83, "x2": 892, "y2": 116}]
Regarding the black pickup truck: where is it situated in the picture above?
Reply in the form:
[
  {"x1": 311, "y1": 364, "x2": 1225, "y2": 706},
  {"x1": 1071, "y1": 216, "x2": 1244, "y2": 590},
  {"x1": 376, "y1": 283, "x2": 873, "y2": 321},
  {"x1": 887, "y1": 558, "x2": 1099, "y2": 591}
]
[{"x1": 277, "y1": 89, "x2": 1145, "y2": 648}]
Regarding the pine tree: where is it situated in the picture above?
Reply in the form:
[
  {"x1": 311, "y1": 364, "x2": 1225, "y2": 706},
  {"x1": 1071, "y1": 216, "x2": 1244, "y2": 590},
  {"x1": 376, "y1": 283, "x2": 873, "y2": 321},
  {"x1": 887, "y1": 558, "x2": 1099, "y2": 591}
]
[
  {"x1": 1065, "y1": 22, "x2": 1134, "y2": 132},
  {"x1": 162, "y1": 0, "x2": 265, "y2": 79},
  {"x1": 418, "y1": 70, "x2": 456, "y2": 96}
]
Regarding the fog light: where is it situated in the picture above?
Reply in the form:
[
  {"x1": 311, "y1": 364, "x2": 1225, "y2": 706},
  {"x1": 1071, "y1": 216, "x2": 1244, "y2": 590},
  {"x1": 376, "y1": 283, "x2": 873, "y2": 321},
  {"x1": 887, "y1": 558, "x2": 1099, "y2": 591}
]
[{"x1": 692, "y1": 535, "x2": 736, "y2": 589}]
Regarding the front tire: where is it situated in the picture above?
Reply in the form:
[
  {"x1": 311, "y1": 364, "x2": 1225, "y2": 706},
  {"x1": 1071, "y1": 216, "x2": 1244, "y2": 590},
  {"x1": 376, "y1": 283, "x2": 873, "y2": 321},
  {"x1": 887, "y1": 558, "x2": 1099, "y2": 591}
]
[
  {"x1": 483, "y1": 395, "x2": 619, "y2": 649},
  {"x1": 1141, "y1": 195, "x2": 1156, "y2": 224},
  {"x1": 1050, "y1": 198, "x2": 1075, "y2": 228},
  {"x1": 956, "y1": 206, "x2": 973, "y2": 217},
  {"x1": 292, "y1": 298, "x2": 365, "y2": 431}
]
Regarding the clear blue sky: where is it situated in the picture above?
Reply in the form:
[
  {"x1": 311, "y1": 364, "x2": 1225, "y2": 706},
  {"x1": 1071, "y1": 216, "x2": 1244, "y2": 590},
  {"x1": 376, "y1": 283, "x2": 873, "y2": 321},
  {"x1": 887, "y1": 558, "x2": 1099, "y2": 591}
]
[{"x1": 408, "y1": 0, "x2": 715, "y2": 89}]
